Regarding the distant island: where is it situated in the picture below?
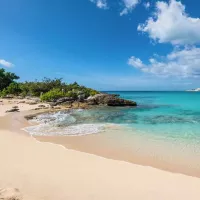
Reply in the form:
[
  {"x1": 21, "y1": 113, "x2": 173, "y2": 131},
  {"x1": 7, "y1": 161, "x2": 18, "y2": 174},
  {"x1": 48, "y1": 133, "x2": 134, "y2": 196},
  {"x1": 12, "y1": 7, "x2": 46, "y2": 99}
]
[{"x1": 186, "y1": 88, "x2": 200, "y2": 92}]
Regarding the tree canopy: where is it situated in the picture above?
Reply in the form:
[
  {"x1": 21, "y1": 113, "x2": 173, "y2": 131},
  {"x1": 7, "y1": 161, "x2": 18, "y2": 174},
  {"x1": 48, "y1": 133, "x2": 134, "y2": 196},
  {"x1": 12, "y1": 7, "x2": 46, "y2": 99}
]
[{"x1": 0, "y1": 68, "x2": 19, "y2": 91}]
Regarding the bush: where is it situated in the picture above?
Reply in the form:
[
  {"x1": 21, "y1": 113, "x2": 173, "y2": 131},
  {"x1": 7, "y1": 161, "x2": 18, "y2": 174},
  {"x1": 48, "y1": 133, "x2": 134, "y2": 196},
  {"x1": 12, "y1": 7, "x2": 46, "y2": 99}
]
[
  {"x1": 0, "y1": 82, "x2": 22, "y2": 97},
  {"x1": 40, "y1": 88, "x2": 65, "y2": 101},
  {"x1": 0, "y1": 68, "x2": 100, "y2": 101}
]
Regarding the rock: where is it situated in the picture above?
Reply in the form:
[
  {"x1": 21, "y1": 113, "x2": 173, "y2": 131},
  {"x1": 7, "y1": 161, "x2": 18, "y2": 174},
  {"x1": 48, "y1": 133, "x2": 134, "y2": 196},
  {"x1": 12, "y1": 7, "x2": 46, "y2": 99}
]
[
  {"x1": 107, "y1": 98, "x2": 137, "y2": 106},
  {"x1": 38, "y1": 104, "x2": 46, "y2": 108},
  {"x1": 17, "y1": 101, "x2": 25, "y2": 104},
  {"x1": 24, "y1": 114, "x2": 37, "y2": 120},
  {"x1": 78, "y1": 94, "x2": 86, "y2": 102},
  {"x1": 0, "y1": 188, "x2": 22, "y2": 200},
  {"x1": 6, "y1": 108, "x2": 19, "y2": 113},
  {"x1": 28, "y1": 101, "x2": 37, "y2": 105},
  {"x1": 86, "y1": 93, "x2": 137, "y2": 107},
  {"x1": 12, "y1": 106, "x2": 19, "y2": 109},
  {"x1": 34, "y1": 108, "x2": 41, "y2": 110},
  {"x1": 50, "y1": 97, "x2": 75, "y2": 106}
]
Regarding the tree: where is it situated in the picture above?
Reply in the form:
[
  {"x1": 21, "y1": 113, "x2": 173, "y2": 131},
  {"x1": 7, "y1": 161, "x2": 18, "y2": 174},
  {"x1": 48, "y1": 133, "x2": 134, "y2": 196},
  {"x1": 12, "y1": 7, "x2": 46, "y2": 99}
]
[{"x1": 0, "y1": 68, "x2": 19, "y2": 91}]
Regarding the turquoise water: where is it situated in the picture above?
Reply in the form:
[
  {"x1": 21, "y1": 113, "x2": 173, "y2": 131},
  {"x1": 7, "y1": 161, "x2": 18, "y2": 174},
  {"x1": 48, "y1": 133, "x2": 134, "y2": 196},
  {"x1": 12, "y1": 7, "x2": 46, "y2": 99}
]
[
  {"x1": 27, "y1": 91, "x2": 200, "y2": 144},
  {"x1": 107, "y1": 91, "x2": 200, "y2": 144},
  {"x1": 25, "y1": 91, "x2": 200, "y2": 175}
]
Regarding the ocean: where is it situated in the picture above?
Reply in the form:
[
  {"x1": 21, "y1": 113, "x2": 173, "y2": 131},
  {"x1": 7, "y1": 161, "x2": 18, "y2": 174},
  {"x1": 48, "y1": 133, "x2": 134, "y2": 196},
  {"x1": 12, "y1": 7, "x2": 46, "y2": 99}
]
[{"x1": 24, "y1": 91, "x2": 200, "y2": 176}]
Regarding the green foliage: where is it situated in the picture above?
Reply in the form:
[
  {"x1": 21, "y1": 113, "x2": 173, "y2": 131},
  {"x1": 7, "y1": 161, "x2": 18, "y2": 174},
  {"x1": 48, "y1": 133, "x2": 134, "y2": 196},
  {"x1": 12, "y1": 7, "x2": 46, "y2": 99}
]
[
  {"x1": 0, "y1": 68, "x2": 19, "y2": 91},
  {"x1": 89, "y1": 89, "x2": 99, "y2": 96},
  {"x1": 20, "y1": 78, "x2": 64, "y2": 96},
  {"x1": 0, "y1": 68, "x2": 100, "y2": 101},
  {"x1": 40, "y1": 88, "x2": 65, "y2": 101},
  {"x1": 0, "y1": 82, "x2": 22, "y2": 97}
]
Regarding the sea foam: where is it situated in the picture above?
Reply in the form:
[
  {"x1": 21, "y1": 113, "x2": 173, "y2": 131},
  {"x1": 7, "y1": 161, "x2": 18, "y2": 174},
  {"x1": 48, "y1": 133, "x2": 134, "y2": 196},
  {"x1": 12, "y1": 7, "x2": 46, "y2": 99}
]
[{"x1": 23, "y1": 110, "x2": 106, "y2": 136}]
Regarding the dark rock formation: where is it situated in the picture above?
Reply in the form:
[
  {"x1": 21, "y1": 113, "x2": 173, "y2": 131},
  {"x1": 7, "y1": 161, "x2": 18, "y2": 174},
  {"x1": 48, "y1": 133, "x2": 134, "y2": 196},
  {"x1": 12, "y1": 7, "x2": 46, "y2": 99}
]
[
  {"x1": 86, "y1": 93, "x2": 137, "y2": 107},
  {"x1": 107, "y1": 98, "x2": 137, "y2": 106},
  {"x1": 46, "y1": 93, "x2": 137, "y2": 107},
  {"x1": 50, "y1": 97, "x2": 75, "y2": 107},
  {"x1": 6, "y1": 108, "x2": 19, "y2": 113}
]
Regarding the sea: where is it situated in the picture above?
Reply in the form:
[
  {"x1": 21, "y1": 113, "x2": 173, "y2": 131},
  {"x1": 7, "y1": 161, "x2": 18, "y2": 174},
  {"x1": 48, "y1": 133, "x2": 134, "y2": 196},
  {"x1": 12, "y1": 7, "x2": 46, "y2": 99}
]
[{"x1": 24, "y1": 91, "x2": 200, "y2": 176}]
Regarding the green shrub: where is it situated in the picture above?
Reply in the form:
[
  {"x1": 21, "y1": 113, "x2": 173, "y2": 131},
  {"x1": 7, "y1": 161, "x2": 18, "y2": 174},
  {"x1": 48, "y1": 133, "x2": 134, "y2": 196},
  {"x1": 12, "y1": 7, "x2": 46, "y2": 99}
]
[
  {"x1": 89, "y1": 89, "x2": 99, "y2": 96},
  {"x1": 6, "y1": 82, "x2": 22, "y2": 95},
  {"x1": 66, "y1": 91, "x2": 78, "y2": 99},
  {"x1": 0, "y1": 82, "x2": 22, "y2": 97},
  {"x1": 40, "y1": 88, "x2": 65, "y2": 101}
]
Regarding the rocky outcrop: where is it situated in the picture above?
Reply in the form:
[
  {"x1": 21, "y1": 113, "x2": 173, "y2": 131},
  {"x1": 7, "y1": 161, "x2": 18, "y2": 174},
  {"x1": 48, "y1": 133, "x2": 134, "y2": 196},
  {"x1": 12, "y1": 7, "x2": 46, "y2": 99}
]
[
  {"x1": 86, "y1": 93, "x2": 137, "y2": 107},
  {"x1": 49, "y1": 97, "x2": 75, "y2": 107},
  {"x1": 46, "y1": 93, "x2": 137, "y2": 107}
]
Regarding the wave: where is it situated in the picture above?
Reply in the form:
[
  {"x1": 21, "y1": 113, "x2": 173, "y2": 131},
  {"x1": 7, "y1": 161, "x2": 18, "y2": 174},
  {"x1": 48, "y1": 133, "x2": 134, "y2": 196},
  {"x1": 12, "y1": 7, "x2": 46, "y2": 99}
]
[{"x1": 23, "y1": 110, "x2": 107, "y2": 136}]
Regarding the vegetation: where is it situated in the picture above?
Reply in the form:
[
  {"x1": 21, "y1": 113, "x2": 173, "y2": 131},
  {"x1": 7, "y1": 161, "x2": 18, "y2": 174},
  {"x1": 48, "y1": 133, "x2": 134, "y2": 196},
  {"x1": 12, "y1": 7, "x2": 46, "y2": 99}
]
[
  {"x1": 0, "y1": 68, "x2": 99, "y2": 101},
  {"x1": 0, "y1": 68, "x2": 19, "y2": 91}
]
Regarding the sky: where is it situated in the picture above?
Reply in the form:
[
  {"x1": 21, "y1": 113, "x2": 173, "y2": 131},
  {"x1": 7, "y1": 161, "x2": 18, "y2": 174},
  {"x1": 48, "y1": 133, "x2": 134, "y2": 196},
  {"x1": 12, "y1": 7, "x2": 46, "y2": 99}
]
[{"x1": 0, "y1": 0, "x2": 200, "y2": 91}]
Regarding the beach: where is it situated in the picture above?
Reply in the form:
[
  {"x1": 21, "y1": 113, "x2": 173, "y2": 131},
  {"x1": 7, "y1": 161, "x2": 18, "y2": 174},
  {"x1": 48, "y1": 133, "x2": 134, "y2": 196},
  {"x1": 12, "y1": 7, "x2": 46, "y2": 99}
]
[{"x1": 1, "y1": 99, "x2": 200, "y2": 200}]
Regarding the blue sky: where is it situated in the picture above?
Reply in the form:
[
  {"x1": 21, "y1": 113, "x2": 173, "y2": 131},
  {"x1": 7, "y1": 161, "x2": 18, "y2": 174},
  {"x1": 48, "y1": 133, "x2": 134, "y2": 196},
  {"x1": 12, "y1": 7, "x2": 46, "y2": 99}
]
[{"x1": 0, "y1": 0, "x2": 200, "y2": 91}]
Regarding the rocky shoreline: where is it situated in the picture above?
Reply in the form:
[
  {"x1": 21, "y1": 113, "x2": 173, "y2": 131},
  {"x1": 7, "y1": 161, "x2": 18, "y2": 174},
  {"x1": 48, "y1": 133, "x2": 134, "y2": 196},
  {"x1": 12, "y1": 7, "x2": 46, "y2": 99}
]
[
  {"x1": 49, "y1": 93, "x2": 137, "y2": 107},
  {"x1": 1, "y1": 93, "x2": 137, "y2": 120}
]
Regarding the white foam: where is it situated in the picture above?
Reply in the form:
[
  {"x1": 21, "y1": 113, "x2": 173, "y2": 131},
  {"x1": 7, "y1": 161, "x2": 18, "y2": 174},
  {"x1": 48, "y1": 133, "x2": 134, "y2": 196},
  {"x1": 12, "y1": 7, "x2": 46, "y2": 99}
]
[
  {"x1": 23, "y1": 111, "x2": 106, "y2": 136},
  {"x1": 23, "y1": 123, "x2": 105, "y2": 136}
]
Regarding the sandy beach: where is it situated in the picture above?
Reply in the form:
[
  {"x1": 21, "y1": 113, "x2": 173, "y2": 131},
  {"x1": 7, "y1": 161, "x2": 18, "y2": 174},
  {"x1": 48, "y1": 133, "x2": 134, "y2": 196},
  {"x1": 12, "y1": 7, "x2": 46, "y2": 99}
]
[{"x1": 1, "y1": 99, "x2": 200, "y2": 200}]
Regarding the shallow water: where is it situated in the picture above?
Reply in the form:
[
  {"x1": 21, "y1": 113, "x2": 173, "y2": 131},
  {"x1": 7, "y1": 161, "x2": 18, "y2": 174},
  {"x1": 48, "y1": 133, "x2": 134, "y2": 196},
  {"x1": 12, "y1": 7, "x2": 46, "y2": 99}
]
[{"x1": 24, "y1": 91, "x2": 200, "y2": 176}]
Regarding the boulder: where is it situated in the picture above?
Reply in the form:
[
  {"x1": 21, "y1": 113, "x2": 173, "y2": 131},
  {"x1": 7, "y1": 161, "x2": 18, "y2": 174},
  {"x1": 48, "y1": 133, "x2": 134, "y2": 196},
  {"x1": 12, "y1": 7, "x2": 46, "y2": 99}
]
[
  {"x1": 17, "y1": 101, "x2": 25, "y2": 104},
  {"x1": 50, "y1": 97, "x2": 75, "y2": 106},
  {"x1": 28, "y1": 101, "x2": 37, "y2": 105},
  {"x1": 38, "y1": 104, "x2": 46, "y2": 108},
  {"x1": 78, "y1": 94, "x2": 86, "y2": 102},
  {"x1": 6, "y1": 108, "x2": 19, "y2": 113},
  {"x1": 107, "y1": 98, "x2": 137, "y2": 106},
  {"x1": 86, "y1": 93, "x2": 137, "y2": 107}
]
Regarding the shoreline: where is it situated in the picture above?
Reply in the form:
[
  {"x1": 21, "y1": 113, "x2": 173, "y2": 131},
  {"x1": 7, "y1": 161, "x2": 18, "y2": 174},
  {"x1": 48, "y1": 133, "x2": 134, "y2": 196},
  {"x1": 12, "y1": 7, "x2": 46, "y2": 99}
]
[
  {"x1": 1, "y1": 99, "x2": 200, "y2": 199},
  {"x1": 2, "y1": 99, "x2": 200, "y2": 178}
]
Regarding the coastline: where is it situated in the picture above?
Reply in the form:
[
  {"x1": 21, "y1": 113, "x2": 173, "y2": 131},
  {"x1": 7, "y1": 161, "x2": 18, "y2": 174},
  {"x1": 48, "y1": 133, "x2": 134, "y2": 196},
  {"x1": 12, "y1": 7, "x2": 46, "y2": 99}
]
[{"x1": 1, "y1": 99, "x2": 200, "y2": 199}]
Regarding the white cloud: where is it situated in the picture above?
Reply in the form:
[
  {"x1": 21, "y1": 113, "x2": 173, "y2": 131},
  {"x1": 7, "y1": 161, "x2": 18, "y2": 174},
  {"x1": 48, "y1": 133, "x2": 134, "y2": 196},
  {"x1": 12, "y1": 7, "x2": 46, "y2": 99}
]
[
  {"x1": 143, "y1": 2, "x2": 150, "y2": 9},
  {"x1": 138, "y1": 0, "x2": 200, "y2": 45},
  {"x1": 0, "y1": 59, "x2": 14, "y2": 68},
  {"x1": 89, "y1": 0, "x2": 108, "y2": 9},
  {"x1": 128, "y1": 56, "x2": 145, "y2": 68},
  {"x1": 128, "y1": 47, "x2": 200, "y2": 77},
  {"x1": 120, "y1": 0, "x2": 140, "y2": 16}
]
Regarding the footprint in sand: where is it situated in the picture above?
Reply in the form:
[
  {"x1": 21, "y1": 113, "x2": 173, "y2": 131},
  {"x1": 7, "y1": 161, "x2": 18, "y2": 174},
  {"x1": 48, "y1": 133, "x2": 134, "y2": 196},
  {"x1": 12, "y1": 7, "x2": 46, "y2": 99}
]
[{"x1": 0, "y1": 188, "x2": 22, "y2": 200}]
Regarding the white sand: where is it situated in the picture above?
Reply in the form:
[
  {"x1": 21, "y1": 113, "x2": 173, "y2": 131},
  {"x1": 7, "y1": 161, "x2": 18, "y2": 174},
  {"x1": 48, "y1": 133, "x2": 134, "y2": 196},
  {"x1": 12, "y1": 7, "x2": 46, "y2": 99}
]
[
  {"x1": 0, "y1": 102, "x2": 200, "y2": 200},
  {"x1": 0, "y1": 98, "x2": 49, "y2": 117}
]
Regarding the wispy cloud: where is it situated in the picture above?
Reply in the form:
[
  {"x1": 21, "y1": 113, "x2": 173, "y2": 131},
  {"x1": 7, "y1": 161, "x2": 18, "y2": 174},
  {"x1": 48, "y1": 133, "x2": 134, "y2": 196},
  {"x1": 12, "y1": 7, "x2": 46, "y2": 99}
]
[
  {"x1": 120, "y1": 0, "x2": 140, "y2": 16},
  {"x1": 143, "y1": 2, "x2": 150, "y2": 9},
  {"x1": 0, "y1": 59, "x2": 14, "y2": 67},
  {"x1": 89, "y1": 0, "x2": 108, "y2": 9},
  {"x1": 138, "y1": 0, "x2": 200, "y2": 45}
]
